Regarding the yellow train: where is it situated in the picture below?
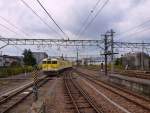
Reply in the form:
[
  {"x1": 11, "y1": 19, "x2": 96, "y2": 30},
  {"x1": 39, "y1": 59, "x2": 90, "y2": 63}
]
[{"x1": 42, "y1": 58, "x2": 72, "y2": 75}]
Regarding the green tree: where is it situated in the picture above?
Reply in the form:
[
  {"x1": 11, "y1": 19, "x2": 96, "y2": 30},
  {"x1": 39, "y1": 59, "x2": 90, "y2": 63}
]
[
  {"x1": 115, "y1": 58, "x2": 122, "y2": 65},
  {"x1": 22, "y1": 49, "x2": 36, "y2": 66}
]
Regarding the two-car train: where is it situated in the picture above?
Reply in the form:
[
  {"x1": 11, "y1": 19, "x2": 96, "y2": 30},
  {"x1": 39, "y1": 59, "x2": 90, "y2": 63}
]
[{"x1": 42, "y1": 58, "x2": 72, "y2": 75}]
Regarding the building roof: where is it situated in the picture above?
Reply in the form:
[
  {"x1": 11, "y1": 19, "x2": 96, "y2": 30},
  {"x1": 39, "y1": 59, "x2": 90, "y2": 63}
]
[{"x1": 0, "y1": 55, "x2": 22, "y2": 60}]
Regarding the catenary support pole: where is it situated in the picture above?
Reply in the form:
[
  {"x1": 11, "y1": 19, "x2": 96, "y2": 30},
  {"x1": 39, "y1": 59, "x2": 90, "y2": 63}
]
[
  {"x1": 104, "y1": 34, "x2": 108, "y2": 76},
  {"x1": 76, "y1": 47, "x2": 79, "y2": 65},
  {"x1": 141, "y1": 41, "x2": 144, "y2": 70},
  {"x1": 110, "y1": 29, "x2": 115, "y2": 74}
]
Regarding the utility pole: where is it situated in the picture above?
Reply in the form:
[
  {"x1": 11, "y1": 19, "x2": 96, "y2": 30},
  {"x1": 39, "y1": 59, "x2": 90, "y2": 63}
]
[
  {"x1": 102, "y1": 30, "x2": 117, "y2": 76},
  {"x1": 110, "y1": 29, "x2": 115, "y2": 74},
  {"x1": 76, "y1": 47, "x2": 79, "y2": 66},
  {"x1": 141, "y1": 41, "x2": 144, "y2": 70},
  {"x1": 104, "y1": 34, "x2": 108, "y2": 76}
]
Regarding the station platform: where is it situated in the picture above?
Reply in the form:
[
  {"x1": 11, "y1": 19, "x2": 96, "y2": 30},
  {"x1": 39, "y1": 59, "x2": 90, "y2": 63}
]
[{"x1": 108, "y1": 73, "x2": 150, "y2": 97}]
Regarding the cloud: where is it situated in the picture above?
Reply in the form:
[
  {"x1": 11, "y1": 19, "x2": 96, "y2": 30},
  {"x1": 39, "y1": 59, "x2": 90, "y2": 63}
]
[{"x1": 0, "y1": 0, "x2": 150, "y2": 56}]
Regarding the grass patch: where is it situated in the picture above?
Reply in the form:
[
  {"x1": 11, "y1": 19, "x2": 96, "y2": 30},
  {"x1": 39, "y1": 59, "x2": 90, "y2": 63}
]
[{"x1": 0, "y1": 66, "x2": 34, "y2": 78}]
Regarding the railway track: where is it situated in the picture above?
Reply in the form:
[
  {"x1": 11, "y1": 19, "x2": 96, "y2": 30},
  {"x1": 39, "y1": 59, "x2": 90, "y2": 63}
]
[
  {"x1": 0, "y1": 76, "x2": 50, "y2": 113},
  {"x1": 64, "y1": 71, "x2": 103, "y2": 113},
  {"x1": 116, "y1": 72, "x2": 150, "y2": 80},
  {"x1": 83, "y1": 67, "x2": 150, "y2": 80},
  {"x1": 75, "y1": 70, "x2": 150, "y2": 112}
]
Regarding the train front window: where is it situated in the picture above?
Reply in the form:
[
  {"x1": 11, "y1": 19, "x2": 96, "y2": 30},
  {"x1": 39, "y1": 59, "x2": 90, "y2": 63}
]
[
  {"x1": 47, "y1": 61, "x2": 51, "y2": 64},
  {"x1": 42, "y1": 61, "x2": 47, "y2": 64},
  {"x1": 52, "y1": 61, "x2": 57, "y2": 64}
]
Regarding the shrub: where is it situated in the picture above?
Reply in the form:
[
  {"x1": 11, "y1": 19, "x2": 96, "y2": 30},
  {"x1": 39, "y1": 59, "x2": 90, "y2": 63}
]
[{"x1": 0, "y1": 66, "x2": 34, "y2": 78}]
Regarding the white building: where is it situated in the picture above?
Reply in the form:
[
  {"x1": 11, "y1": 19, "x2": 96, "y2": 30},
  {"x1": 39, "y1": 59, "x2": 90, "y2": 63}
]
[{"x1": 33, "y1": 52, "x2": 48, "y2": 64}]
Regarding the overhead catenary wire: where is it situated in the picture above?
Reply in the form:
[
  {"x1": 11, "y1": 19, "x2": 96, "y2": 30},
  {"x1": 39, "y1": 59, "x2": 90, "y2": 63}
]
[
  {"x1": 116, "y1": 18, "x2": 150, "y2": 41},
  {"x1": 92, "y1": 0, "x2": 102, "y2": 11},
  {"x1": 116, "y1": 18, "x2": 150, "y2": 36},
  {"x1": 0, "y1": 16, "x2": 29, "y2": 36},
  {"x1": 0, "y1": 17, "x2": 27, "y2": 51},
  {"x1": 76, "y1": 0, "x2": 101, "y2": 37},
  {"x1": 20, "y1": 0, "x2": 64, "y2": 38},
  {"x1": 0, "y1": 23, "x2": 20, "y2": 36},
  {"x1": 78, "y1": 0, "x2": 109, "y2": 38},
  {"x1": 35, "y1": 0, "x2": 70, "y2": 39},
  {"x1": 120, "y1": 26, "x2": 150, "y2": 38}
]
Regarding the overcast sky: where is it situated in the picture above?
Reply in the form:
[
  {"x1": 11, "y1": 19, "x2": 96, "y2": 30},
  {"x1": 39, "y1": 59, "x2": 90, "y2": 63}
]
[{"x1": 0, "y1": 0, "x2": 150, "y2": 56}]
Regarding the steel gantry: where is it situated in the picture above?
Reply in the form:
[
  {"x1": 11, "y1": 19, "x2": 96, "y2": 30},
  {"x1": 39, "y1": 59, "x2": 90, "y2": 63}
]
[
  {"x1": 0, "y1": 37, "x2": 104, "y2": 49},
  {"x1": 1, "y1": 34, "x2": 150, "y2": 76},
  {"x1": 0, "y1": 36, "x2": 150, "y2": 50},
  {"x1": 114, "y1": 42, "x2": 150, "y2": 49}
]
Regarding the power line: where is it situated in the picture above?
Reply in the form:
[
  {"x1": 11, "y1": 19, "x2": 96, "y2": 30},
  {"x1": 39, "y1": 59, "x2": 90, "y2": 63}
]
[
  {"x1": 121, "y1": 26, "x2": 150, "y2": 38},
  {"x1": 0, "y1": 16, "x2": 29, "y2": 36},
  {"x1": 20, "y1": 0, "x2": 64, "y2": 38},
  {"x1": 116, "y1": 18, "x2": 150, "y2": 36},
  {"x1": 78, "y1": 0, "x2": 109, "y2": 38},
  {"x1": 0, "y1": 23, "x2": 20, "y2": 36},
  {"x1": 92, "y1": 0, "x2": 101, "y2": 11},
  {"x1": 0, "y1": 21, "x2": 26, "y2": 51},
  {"x1": 76, "y1": 0, "x2": 101, "y2": 37},
  {"x1": 35, "y1": 0, "x2": 70, "y2": 39}
]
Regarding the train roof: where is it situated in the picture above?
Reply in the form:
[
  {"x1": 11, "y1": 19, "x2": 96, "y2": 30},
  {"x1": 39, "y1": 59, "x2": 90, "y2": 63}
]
[
  {"x1": 51, "y1": 58, "x2": 58, "y2": 61},
  {"x1": 42, "y1": 58, "x2": 48, "y2": 61}
]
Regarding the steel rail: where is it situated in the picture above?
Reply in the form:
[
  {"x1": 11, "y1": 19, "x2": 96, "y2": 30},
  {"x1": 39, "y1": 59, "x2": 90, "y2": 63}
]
[
  {"x1": 82, "y1": 67, "x2": 150, "y2": 80},
  {"x1": 0, "y1": 76, "x2": 49, "y2": 113},
  {"x1": 75, "y1": 70, "x2": 150, "y2": 111},
  {"x1": 64, "y1": 74, "x2": 80, "y2": 113},
  {"x1": 0, "y1": 76, "x2": 47, "y2": 104},
  {"x1": 64, "y1": 71, "x2": 103, "y2": 113}
]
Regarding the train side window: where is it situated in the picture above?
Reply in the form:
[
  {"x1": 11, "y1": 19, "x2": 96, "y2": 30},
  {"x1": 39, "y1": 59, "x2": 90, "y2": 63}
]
[
  {"x1": 42, "y1": 61, "x2": 47, "y2": 64},
  {"x1": 47, "y1": 61, "x2": 51, "y2": 64},
  {"x1": 52, "y1": 61, "x2": 57, "y2": 64}
]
